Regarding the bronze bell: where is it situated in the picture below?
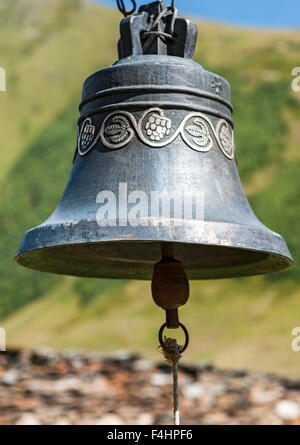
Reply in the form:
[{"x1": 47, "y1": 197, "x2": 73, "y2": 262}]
[{"x1": 15, "y1": 1, "x2": 293, "y2": 281}]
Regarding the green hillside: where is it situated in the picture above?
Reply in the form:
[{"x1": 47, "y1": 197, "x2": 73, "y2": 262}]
[{"x1": 1, "y1": 0, "x2": 300, "y2": 375}]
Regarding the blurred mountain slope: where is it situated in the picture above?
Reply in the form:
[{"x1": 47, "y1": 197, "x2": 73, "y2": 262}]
[{"x1": 1, "y1": 0, "x2": 300, "y2": 374}]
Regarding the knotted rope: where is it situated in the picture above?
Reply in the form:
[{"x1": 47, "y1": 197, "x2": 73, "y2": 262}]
[{"x1": 141, "y1": 4, "x2": 178, "y2": 46}]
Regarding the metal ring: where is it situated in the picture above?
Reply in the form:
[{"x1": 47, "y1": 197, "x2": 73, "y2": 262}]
[{"x1": 159, "y1": 322, "x2": 189, "y2": 353}]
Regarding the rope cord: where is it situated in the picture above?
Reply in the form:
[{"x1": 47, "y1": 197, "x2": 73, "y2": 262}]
[
  {"x1": 159, "y1": 322, "x2": 189, "y2": 425},
  {"x1": 160, "y1": 337, "x2": 182, "y2": 425},
  {"x1": 141, "y1": 5, "x2": 178, "y2": 43}
]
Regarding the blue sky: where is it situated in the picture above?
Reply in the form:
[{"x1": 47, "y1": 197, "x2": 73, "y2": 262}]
[{"x1": 94, "y1": 0, "x2": 300, "y2": 28}]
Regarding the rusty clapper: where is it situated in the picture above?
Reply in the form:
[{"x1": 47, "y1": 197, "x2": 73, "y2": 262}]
[{"x1": 15, "y1": 2, "x2": 292, "y2": 330}]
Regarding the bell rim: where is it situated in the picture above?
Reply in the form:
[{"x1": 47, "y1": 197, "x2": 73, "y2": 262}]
[
  {"x1": 15, "y1": 219, "x2": 293, "y2": 280},
  {"x1": 14, "y1": 242, "x2": 293, "y2": 280}
]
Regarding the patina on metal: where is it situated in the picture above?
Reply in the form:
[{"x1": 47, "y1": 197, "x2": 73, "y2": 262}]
[{"x1": 15, "y1": 1, "x2": 293, "y2": 280}]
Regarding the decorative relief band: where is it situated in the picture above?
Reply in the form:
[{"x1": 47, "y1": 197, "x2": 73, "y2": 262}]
[{"x1": 77, "y1": 108, "x2": 234, "y2": 159}]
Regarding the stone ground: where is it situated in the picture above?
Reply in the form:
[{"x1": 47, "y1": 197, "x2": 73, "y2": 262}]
[{"x1": 0, "y1": 348, "x2": 300, "y2": 425}]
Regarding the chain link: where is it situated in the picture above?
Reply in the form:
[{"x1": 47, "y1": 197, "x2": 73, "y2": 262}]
[
  {"x1": 116, "y1": 1, "x2": 176, "y2": 17},
  {"x1": 116, "y1": 0, "x2": 136, "y2": 17}
]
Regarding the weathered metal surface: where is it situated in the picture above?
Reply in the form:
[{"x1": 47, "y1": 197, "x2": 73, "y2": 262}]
[{"x1": 15, "y1": 1, "x2": 293, "y2": 279}]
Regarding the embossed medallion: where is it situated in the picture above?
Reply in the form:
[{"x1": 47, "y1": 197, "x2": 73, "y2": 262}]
[
  {"x1": 78, "y1": 117, "x2": 98, "y2": 156},
  {"x1": 104, "y1": 115, "x2": 131, "y2": 144},
  {"x1": 216, "y1": 119, "x2": 234, "y2": 159},
  {"x1": 182, "y1": 117, "x2": 213, "y2": 152},
  {"x1": 101, "y1": 112, "x2": 134, "y2": 149},
  {"x1": 144, "y1": 112, "x2": 172, "y2": 141}
]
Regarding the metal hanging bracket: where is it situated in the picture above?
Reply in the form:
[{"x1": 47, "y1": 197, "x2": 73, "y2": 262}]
[{"x1": 118, "y1": 1, "x2": 198, "y2": 59}]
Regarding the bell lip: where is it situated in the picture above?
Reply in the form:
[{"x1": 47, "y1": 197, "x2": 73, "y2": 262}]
[
  {"x1": 14, "y1": 219, "x2": 293, "y2": 280},
  {"x1": 14, "y1": 242, "x2": 293, "y2": 280}
]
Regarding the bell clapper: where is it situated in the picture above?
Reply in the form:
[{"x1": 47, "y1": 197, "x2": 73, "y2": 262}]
[{"x1": 152, "y1": 245, "x2": 190, "y2": 425}]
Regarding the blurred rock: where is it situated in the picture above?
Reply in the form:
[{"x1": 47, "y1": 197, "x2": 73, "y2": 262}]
[
  {"x1": 135, "y1": 359, "x2": 153, "y2": 372},
  {"x1": 135, "y1": 413, "x2": 154, "y2": 425},
  {"x1": 179, "y1": 364, "x2": 198, "y2": 379},
  {"x1": 15, "y1": 413, "x2": 41, "y2": 425},
  {"x1": 202, "y1": 411, "x2": 229, "y2": 425},
  {"x1": 282, "y1": 379, "x2": 300, "y2": 390},
  {"x1": 1, "y1": 369, "x2": 19, "y2": 385},
  {"x1": 53, "y1": 417, "x2": 72, "y2": 426},
  {"x1": 249, "y1": 382, "x2": 283, "y2": 404},
  {"x1": 195, "y1": 360, "x2": 214, "y2": 372},
  {"x1": 110, "y1": 350, "x2": 138, "y2": 362},
  {"x1": 275, "y1": 400, "x2": 300, "y2": 421},
  {"x1": 96, "y1": 414, "x2": 124, "y2": 425},
  {"x1": 150, "y1": 372, "x2": 172, "y2": 386},
  {"x1": 182, "y1": 383, "x2": 204, "y2": 399},
  {"x1": 231, "y1": 366, "x2": 248, "y2": 378},
  {"x1": 0, "y1": 348, "x2": 299, "y2": 425}
]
